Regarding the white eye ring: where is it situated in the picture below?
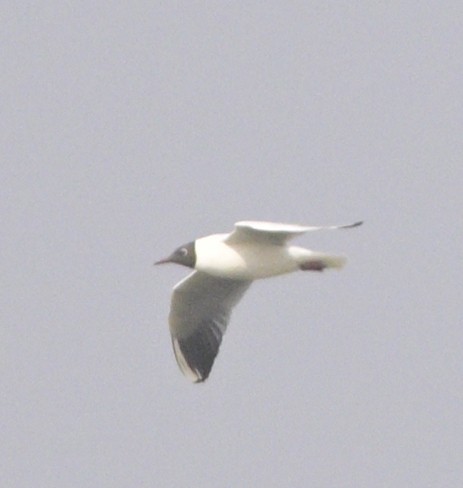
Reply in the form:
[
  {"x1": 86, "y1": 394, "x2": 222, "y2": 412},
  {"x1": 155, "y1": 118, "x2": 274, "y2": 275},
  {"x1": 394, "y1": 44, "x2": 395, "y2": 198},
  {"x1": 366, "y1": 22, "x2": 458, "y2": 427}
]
[{"x1": 179, "y1": 247, "x2": 188, "y2": 256}]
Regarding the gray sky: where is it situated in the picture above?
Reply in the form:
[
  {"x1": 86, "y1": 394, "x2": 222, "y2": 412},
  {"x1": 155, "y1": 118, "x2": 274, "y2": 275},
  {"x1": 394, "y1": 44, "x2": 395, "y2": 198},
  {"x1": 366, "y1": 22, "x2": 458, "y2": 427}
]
[{"x1": 2, "y1": 2, "x2": 462, "y2": 487}]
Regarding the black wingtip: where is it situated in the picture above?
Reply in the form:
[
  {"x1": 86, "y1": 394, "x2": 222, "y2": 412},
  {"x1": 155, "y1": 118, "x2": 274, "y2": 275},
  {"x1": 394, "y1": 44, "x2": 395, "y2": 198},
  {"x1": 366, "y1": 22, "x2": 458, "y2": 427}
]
[
  {"x1": 342, "y1": 221, "x2": 363, "y2": 229},
  {"x1": 172, "y1": 322, "x2": 223, "y2": 383}
]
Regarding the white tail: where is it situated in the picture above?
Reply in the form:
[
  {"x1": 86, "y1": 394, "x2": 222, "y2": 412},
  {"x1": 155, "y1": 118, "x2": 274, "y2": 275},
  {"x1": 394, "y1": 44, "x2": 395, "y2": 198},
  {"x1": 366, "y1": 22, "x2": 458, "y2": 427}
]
[
  {"x1": 298, "y1": 252, "x2": 347, "y2": 271},
  {"x1": 323, "y1": 254, "x2": 347, "y2": 269}
]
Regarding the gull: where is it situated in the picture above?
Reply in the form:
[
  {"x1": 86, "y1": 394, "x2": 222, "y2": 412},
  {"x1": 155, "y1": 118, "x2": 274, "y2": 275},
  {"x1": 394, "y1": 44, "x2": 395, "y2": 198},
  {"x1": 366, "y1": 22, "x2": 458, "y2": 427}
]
[{"x1": 156, "y1": 220, "x2": 362, "y2": 383}]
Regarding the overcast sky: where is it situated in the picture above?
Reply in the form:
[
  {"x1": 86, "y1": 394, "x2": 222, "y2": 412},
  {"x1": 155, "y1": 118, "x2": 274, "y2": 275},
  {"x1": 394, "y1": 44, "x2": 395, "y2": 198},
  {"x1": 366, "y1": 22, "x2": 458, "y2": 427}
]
[{"x1": 2, "y1": 2, "x2": 462, "y2": 487}]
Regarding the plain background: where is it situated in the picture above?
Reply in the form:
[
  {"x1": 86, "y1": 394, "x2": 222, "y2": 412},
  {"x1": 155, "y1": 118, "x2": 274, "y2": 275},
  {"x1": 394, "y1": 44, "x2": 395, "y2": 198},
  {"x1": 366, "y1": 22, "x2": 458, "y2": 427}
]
[{"x1": 2, "y1": 2, "x2": 462, "y2": 487}]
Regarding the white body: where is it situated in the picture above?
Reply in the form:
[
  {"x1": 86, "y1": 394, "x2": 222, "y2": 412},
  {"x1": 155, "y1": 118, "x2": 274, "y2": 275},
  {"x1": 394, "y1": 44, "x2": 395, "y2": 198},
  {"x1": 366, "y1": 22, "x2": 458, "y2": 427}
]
[{"x1": 195, "y1": 234, "x2": 345, "y2": 280}]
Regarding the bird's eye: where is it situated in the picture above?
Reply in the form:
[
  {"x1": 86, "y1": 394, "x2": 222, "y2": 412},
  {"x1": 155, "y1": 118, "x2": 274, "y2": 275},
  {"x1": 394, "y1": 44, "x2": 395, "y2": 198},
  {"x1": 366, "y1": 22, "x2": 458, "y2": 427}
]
[{"x1": 178, "y1": 247, "x2": 188, "y2": 256}]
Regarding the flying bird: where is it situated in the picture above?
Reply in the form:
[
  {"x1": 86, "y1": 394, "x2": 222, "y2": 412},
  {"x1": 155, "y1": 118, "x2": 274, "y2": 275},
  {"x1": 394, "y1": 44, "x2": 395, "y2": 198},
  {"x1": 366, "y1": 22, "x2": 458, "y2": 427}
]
[{"x1": 156, "y1": 220, "x2": 362, "y2": 382}]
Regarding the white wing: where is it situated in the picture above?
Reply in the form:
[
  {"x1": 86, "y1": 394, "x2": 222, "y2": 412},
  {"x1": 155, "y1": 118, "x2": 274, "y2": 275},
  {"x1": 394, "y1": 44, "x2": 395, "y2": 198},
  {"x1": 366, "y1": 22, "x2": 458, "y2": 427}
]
[
  {"x1": 168, "y1": 271, "x2": 252, "y2": 382},
  {"x1": 226, "y1": 220, "x2": 363, "y2": 245}
]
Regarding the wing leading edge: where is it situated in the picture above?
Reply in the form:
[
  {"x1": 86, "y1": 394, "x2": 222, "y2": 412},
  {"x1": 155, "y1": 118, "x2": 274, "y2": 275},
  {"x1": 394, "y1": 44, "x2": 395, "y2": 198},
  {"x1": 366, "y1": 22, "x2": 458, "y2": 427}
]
[
  {"x1": 169, "y1": 271, "x2": 252, "y2": 382},
  {"x1": 226, "y1": 220, "x2": 363, "y2": 245}
]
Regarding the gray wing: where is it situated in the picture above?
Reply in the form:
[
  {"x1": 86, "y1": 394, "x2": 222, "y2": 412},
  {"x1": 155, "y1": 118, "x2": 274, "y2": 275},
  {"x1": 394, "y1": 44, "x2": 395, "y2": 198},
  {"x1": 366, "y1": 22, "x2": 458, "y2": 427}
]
[
  {"x1": 226, "y1": 220, "x2": 362, "y2": 246},
  {"x1": 168, "y1": 271, "x2": 252, "y2": 383}
]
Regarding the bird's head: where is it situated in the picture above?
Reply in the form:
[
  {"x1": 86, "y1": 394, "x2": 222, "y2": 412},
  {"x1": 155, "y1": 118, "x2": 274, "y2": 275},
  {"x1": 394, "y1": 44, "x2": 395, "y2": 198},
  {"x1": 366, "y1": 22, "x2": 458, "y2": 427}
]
[{"x1": 155, "y1": 241, "x2": 196, "y2": 268}]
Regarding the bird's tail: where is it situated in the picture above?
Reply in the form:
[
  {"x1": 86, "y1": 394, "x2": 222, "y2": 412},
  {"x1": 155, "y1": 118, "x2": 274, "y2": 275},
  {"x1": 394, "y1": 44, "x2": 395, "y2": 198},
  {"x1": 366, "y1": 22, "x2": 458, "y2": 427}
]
[
  {"x1": 298, "y1": 252, "x2": 347, "y2": 271},
  {"x1": 323, "y1": 254, "x2": 347, "y2": 269}
]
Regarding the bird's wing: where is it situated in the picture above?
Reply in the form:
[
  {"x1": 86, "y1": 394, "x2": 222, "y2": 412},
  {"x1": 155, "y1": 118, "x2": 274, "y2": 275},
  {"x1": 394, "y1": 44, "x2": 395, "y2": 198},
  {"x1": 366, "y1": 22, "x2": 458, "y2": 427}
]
[
  {"x1": 226, "y1": 220, "x2": 363, "y2": 245},
  {"x1": 168, "y1": 271, "x2": 252, "y2": 382}
]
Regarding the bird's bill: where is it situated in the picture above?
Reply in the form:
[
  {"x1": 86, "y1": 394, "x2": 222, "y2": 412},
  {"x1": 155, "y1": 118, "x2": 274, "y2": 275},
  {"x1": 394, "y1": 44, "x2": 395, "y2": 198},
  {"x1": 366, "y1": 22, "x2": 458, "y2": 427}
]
[{"x1": 154, "y1": 256, "x2": 173, "y2": 265}]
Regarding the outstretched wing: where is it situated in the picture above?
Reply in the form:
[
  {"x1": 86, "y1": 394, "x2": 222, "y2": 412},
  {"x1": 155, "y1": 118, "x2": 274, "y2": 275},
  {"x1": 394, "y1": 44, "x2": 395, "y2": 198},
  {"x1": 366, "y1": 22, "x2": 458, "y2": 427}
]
[
  {"x1": 169, "y1": 271, "x2": 252, "y2": 382},
  {"x1": 226, "y1": 220, "x2": 363, "y2": 246}
]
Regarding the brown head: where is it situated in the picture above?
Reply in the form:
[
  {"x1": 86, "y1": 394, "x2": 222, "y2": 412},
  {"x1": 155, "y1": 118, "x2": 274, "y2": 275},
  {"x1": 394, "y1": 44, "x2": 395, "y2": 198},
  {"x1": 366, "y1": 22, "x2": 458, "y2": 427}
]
[{"x1": 155, "y1": 241, "x2": 196, "y2": 269}]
